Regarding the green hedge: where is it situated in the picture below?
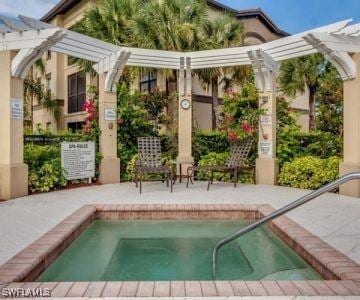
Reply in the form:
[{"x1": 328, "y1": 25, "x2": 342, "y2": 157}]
[
  {"x1": 24, "y1": 133, "x2": 101, "y2": 193},
  {"x1": 277, "y1": 126, "x2": 342, "y2": 166},
  {"x1": 193, "y1": 131, "x2": 230, "y2": 163},
  {"x1": 278, "y1": 156, "x2": 340, "y2": 190},
  {"x1": 25, "y1": 144, "x2": 67, "y2": 193}
]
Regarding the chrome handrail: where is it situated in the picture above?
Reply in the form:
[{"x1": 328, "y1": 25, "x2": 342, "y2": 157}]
[{"x1": 212, "y1": 172, "x2": 360, "y2": 278}]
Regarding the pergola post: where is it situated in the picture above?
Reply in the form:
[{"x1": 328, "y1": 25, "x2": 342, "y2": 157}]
[
  {"x1": 0, "y1": 51, "x2": 28, "y2": 200},
  {"x1": 248, "y1": 50, "x2": 279, "y2": 185},
  {"x1": 340, "y1": 53, "x2": 360, "y2": 197},
  {"x1": 98, "y1": 72, "x2": 120, "y2": 184},
  {"x1": 176, "y1": 57, "x2": 194, "y2": 176}
]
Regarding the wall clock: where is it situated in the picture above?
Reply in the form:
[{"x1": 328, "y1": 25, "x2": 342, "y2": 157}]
[{"x1": 180, "y1": 99, "x2": 191, "y2": 110}]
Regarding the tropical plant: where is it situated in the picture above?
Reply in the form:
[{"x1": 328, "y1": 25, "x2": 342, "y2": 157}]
[
  {"x1": 315, "y1": 67, "x2": 343, "y2": 135},
  {"x1": 279, "y1": 53, "x2": 341, "y2": 131},
  {"x1": 196, "y1": 14, "x2": 245, "y2": 128}
]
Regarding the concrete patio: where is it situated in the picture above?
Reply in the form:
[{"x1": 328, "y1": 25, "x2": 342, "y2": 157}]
[{"x1": 0, "y1": 181, "x2": 360, "y2": 268}]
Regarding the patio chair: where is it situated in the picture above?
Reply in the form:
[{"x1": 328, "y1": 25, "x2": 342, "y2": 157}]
[
  {"x1": 186, "y1": 139, "x2": 254, "y2": 191},
  {"x1": 134, "y1": 137, "x2": 174, "y2": 194}
]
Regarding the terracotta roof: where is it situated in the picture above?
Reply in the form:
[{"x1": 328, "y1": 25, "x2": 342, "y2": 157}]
[{"x1": 41, "y1": 0, "x2": 289, "y2": 37}]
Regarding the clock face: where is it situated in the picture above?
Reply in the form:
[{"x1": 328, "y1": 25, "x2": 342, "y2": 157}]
[{"x1": 180, "y1": 99, "x2": 191, "y2": 110}]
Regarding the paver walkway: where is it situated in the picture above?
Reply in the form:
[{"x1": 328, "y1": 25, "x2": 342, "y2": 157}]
[{"x1": 1, "y1": 181, "x2": 360, "y2": 266}]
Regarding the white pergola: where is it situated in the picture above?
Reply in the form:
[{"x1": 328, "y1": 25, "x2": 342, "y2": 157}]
[{"x1": 1, "y1": 15, "x2": 360, "y2": 199}]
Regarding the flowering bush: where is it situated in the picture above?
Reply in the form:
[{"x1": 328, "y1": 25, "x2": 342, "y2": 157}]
[
  {"x1": 219, "y1": 82, "x2": 263, "y2": 143},
  {"x1": 82, "y1": 87, "x2": 100, "y2": 142}
]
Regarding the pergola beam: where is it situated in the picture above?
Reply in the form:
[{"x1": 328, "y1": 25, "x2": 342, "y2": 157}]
[
  {"x1": 248, "y1": 49, "x2": 279, "y2": 92},
  {"x1": 104, "y1": 50, "x2": 131, "y2": 92},
  {"x1": 304, "y1": 33, "x2": 356, "y2": 80},
  {"x1": 11, "y1": 29, "x2": 66, "y2": 78}
]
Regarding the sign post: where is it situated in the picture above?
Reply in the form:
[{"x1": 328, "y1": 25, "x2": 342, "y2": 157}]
[{"x1": 61, "y1": 142, "x2": 95, "y2": 183}]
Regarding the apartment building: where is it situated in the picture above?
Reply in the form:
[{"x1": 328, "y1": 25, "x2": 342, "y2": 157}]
[{"x1": 32, "y1": 0, "x2": 309, "y2": 132}]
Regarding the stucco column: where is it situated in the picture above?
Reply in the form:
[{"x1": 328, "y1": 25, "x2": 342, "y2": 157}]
[
  {"x1": 0, "y1": 51, "x2": 28, "y2": 200},
  {"x1": 248, "y1": 50, "x2": 279, "y2": 185},
  {"x1": 255, "y1": 72, "x2": 279, "y2": 185},
  {"x1": 98, "y1": 73, "x2": 120, "y2": 184},
  {"x1": 176, "y1": 57, "x2": 194, "y2": 176},
  {"x1": 340, "y1": 53, "x2": 360, "y2": 197}
]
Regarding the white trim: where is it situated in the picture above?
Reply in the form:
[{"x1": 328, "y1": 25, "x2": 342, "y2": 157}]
[
  {"x1": 2, "y1": 15, "x2": 360, "y2": 85},
  {"x1": 248, "y1": 49, "x2": 279, "y2": 92},
  {"x1": 104, "y1": 50, "x2": 131, "y2": 93},
  {"x1": 11, "y1": 29, "x2": 66, "y2": 78},
  {"x1": 304, "y1": 33, "x2": 356, "y2": 80}
]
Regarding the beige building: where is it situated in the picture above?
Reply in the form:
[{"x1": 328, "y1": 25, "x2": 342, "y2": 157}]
[{"x1": 32, "y1": 0, "x2": 309, "y2": 132}]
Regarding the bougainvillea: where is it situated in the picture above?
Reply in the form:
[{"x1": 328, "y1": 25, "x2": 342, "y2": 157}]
[
  {"x1": 82, "y1": 87, "x2": 100, "y2": 142},
  {"x1": 219, "y1": 82, "x2": 263, "y2": 142}
]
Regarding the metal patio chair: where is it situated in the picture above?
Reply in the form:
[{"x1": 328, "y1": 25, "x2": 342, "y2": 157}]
[
  {"x1": 134, "y1": 137, "x2": 174, "y2": 193},
  {"x1": 186, "y1": 139, "x2": 254, "y2": 191}
]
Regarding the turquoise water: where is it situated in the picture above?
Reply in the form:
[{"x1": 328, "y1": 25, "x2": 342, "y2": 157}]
[{"x1": 37, "y1": 219, "x2": 321, "y2": 281}]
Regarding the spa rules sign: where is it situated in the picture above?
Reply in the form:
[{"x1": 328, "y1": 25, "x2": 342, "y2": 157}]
[{"x1": 61, "y1": 142, "x2": 95, "y2": 180}]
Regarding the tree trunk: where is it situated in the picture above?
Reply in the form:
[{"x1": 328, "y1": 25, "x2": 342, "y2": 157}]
[
  {"x1": 166, "y1": 69, "x2": 178, "y2": 132},
  {"x1": 309, "y1": 88, "x2": 316, "y2": 131},
  {"x1": 211, "y1": 76, "x2": 219, "y2": 130}
]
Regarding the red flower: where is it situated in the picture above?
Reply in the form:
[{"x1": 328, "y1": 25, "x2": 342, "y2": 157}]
[
  {"x1": 242, "y1": 122, "x2": 253, "y2": 134},
  {"x1": 228, "y1": 130, "x2": 238, "y2": 142},
  {"x1": 117, "y1": 118, "x2": 125, "y2": 125}
]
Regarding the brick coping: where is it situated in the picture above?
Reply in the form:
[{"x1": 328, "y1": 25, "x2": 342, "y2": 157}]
[{"x1": 0, "y1": 204, "x2": 360, "y2": 297}]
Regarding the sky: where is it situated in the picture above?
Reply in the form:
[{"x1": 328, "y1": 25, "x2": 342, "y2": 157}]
[{"x1": 1, "y1": 0, "x2": 360, "y2": 34}]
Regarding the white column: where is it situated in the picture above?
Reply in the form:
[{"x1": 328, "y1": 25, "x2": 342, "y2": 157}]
[
  {"x1": 98, "y1": 73, "x2": 120, "y2": 184},
  {"x1": 176, "y1": 57, "x2": 194, "y2": 177},
  {"x1": 0, "y1": 51, "x2": 28, "y2": 200},
  {"x1": 340, "y1": 53, "x2": 360, "y2": 197},
  {"x1": 248, "y1": 50, "x2": 279, "y2": 185}
]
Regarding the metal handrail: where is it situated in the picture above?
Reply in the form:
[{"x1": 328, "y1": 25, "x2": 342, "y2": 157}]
[{"x1": 212, "y1": 172, "x2": 360, "y2": 278}]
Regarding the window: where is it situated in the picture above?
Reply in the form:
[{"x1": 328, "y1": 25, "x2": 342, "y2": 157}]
[
  {"x1": 68, "y1": 72, "x2": 86, "y2": 114},
  {"x1": 46, "y1": 50, "x2": 51, "y2": 60},
  {"x1": 140, "y1": 72, "x2": 157, "y2": 93},
  {"x1": 67, "y1": 122, "x2": 83, "y2": 132},
  {"x1": 46, "y1": 122, "x2": 51, "y2": 130}
]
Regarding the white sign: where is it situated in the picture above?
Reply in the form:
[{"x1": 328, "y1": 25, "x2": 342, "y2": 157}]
[
  {"x1": 104, "y1": 108, "x2": 117, "y2": 121},
  {"x1": 10, "y1": 99, "x2": 23, "y2": 120},
  {"x1": 260, "y1": 115, "x2": 271, "y2": 126},
  {"x1": 259, "y1": 141, "x2": 272, "y2": 156},
  {"x1": 61, "y1": 142, "x2": 95, "y2": 180}
]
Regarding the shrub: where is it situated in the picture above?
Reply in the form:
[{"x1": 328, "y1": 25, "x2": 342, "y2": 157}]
[
  {"x1": 193, "y1": 131, "x2": 229, "y2": 163},
  {"x1": 24, "y1": 144, "x2": 67, "y2": 193},
  {"x1": 277, "y1": 126, "x2": 342, "y2": 166},
  {"x1": 278, "y1": 156, "x2": 340, "y2": 190},
  {"x1": 197, "y1": 152, "x2": 230, "y2": 181}
]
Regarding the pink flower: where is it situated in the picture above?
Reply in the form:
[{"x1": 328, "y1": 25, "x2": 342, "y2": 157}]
[
  {"x1": 242, "y1": 122, "x2": 253, "y2": 134},
  {"x1": 228, "y1": 130, "x2": 238, "y2": 142}
]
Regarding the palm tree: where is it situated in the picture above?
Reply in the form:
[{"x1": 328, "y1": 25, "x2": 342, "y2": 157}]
[
  {"x1": 279, "y1": 53, "x2": 329, "y2": 131},
  {"x1": 196, "y1": 15, "x2": 245, "y2": 129},
  {"x1": 77, "y1": 0, "x2": 247, "y2": 129}
]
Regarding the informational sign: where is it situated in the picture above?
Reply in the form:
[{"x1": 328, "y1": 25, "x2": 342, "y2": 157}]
[
  {"x1": 10, "y1": 98, "x2": 23, "y2": 120},
  {"x1": 61, "y1": 142, "x2": 95, "y2": 181},
  {"x1": 259, "y1": 141, "x2": 272, "y2": 156},
  {"x1": 260, "y1": 115, "x2": 271, "y2": 126},
  {"x1": 104, "y1": 108, "x2": 117, "y2": 121}
]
